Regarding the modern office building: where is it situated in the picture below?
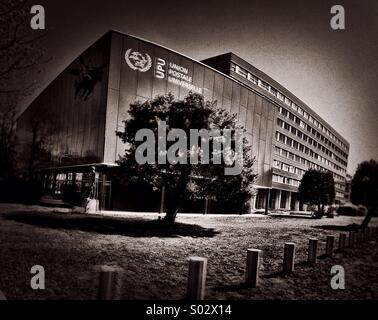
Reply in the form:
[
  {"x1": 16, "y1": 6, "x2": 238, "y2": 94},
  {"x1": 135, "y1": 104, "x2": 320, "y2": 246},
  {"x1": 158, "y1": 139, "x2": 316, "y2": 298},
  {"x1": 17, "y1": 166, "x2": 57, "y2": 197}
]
[{"x1": 15, "y1": 30, "x2": 349, "y2": 213}]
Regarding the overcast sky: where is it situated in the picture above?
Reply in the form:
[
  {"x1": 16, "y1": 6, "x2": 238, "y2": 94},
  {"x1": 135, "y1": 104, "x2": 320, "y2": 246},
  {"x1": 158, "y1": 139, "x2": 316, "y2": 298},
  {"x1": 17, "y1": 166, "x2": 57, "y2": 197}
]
[{"x1": 21, "y1": 0, "x2": 378, "y2": 174}]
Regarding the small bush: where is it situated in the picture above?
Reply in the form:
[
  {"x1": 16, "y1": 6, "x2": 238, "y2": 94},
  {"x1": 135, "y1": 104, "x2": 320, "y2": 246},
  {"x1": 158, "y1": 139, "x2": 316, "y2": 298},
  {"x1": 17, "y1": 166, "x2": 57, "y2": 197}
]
[{"x1": 336, "y1": 204, "x2": 365, "y2": 216}]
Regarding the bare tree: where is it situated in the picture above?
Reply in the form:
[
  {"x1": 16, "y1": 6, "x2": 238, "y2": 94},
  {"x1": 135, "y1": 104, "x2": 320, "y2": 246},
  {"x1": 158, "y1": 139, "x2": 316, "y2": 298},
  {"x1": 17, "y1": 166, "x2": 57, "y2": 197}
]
[
  {"x1": 0, "y1": 0, "x2": 46, "y2": 95},
  {"x1": 0, "y1": 0, "x2": 47, "y2": 180}
]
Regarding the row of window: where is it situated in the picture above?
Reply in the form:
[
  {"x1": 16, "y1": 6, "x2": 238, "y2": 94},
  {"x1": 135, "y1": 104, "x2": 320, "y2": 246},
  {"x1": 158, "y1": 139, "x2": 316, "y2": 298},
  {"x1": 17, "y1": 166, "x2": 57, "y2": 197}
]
[
  {"x1": 273, "y1": 159, "x2": 306, "y2": 176},
  {"x1": 275, "y1": 131, "x2": 347, "y2": 175},
  {"x1": 276, "y1": 118, "x2": 347, "y2": 167},
  {"x1": 272, "y1": 174, "x2": 301, "y2": 187},
  {"x1": 273, "y1": 146, "x2": 346, "y2": 183},
  {"x1": 277, "y1": 107, "x2": 348, "y2": 161},
  {"x1": 336, "y1": 191, "x2": 345, "y2": 198},
  {"x1": 230, "y1": 62, "x2": 348, "y2": 151}
]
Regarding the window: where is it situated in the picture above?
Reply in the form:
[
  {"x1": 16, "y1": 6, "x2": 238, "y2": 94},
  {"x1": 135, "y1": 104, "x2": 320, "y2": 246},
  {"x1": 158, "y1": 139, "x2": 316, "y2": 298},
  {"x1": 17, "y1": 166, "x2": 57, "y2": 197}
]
[
  {"x1": 270, "y1": 87, "x2": 277, "y2": 96},
  {"x1": 277, "y1": 92, "x2": 284, "y2": 101},
  {"x1": 235, "y1": 65, "x2": 247, "y2": 78},
  {"x1": 284, "y1": 97, "x2": 291, "y2": 106},
  {"x1": 247, "y1": 73, "x2": 258, "y2": 84},
  {"x1": 258, "y1": 79, "x2": 269, "y2": 90}
]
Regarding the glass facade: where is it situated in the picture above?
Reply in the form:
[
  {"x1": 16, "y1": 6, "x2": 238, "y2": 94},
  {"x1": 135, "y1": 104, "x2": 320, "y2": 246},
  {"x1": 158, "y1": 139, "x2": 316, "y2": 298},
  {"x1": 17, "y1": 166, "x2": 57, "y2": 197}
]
[{"x1": 16, "y1": 34, "x2": 111, "y2": 171}]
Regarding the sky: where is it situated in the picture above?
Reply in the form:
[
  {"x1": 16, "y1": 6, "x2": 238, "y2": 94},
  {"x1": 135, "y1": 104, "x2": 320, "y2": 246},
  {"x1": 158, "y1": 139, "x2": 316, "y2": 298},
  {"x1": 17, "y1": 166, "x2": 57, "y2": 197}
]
[{"x1": 20, "y1": 0, "x2": 378, "y2": 174}]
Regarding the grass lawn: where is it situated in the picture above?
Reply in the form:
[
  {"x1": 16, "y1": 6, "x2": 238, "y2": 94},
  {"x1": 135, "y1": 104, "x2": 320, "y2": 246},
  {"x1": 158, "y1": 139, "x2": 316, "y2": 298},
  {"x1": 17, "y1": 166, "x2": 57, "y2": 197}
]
[{"x1": 0, "y1": 203, "x2": 377, "y2": 300}]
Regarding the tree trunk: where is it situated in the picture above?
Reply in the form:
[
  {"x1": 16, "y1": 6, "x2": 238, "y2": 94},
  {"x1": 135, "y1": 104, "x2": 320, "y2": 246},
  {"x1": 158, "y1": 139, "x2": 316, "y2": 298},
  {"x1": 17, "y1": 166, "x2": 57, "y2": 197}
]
[
  {"x1": 164, "y1": 168, "x2": 190, "y2": 224},
  {"x1": 361, "y1": 206, "x2": 375, "y2": 228}
]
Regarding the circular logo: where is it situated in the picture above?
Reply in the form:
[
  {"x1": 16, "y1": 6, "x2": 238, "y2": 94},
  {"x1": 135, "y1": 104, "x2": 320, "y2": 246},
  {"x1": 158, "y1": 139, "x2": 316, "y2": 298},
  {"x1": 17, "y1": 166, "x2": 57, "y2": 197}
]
[{"x1": 125, "y1": 49, "x2": 152, "y2": 72}]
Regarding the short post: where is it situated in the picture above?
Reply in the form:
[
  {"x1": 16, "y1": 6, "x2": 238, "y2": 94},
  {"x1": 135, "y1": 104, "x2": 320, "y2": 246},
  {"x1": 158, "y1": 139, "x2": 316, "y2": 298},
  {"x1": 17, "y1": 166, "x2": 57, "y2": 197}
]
[
  {"x1": 338, "y1": 233, "x2": 347, "y2": 252},
  {"x1": 361, "y1": 229, "x2": 366, "y2": 242},
  {"x1": 357, "y1": 229, "x2": 363, "y2": 244},
  {"x1": 187, "y1": 257, "x2": 207, "y2": 300},
  {"x1": 245, "y1": 249, "x2": 262, "y2": 288},
  {"x1": 368, "y1": 227, "x2": 373, "y2": 240},
  {"x1": 348, "y1": 231, "x2": 353, "y2": 247},
  {"x1": 364, "y1": 228, "x2": 370, "y2": 241},
  {"x1": 325, "y1": 235, "x2": 335, "y2": 257},
  {"x1": 283, "y1": 243, "x2": 295, "y2": 274},
  {"x1": 348, "y1": 231, "x2": 355, "y2": 247},
  {"x1": 97, "y1": 265, "x2": 123, "y2": 300},
  {"x1": 308, "y1": 238, "x2": 318, "y2": 264},
  {"x1": 0, "y1": 290, "x2": 6, "y2": 300}
]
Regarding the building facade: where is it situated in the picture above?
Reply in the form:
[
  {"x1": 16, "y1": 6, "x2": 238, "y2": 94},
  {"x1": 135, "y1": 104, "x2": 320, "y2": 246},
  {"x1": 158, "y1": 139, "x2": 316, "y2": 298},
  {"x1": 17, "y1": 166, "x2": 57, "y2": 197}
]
[{"x1": 15, "y1": 31, "x2": 349, "y2": 213}]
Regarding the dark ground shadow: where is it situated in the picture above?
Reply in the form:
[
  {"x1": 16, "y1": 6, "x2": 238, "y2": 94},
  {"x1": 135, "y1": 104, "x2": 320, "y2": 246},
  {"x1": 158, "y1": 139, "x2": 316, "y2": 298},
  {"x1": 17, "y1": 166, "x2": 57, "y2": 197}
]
[
  {"x1": 2, "y1": 212, "x2": 219, "y2": 238},
  {"x1": 213, "y1": 282, "x2": 249, "y2": 292},
  {"x1": 268, "y1": 214, "x2": 314, "y2": 220},
  {"x1": 312, "y1": 223, "x2": 361, "y2": 231},
  {"x1": 261, "y1": 260, "x2": 317, "y2": 279}
]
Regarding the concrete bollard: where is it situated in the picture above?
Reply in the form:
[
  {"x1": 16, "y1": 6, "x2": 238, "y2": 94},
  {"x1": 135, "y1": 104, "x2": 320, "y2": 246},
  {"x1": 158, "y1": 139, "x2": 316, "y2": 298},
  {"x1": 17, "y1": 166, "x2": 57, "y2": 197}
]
[
  {"x1": 357, "y1": 229, "x2": 363, "y2": 244},
  {"x1": 308, "y1": 238, "x2": 318, "y2": 264},
  {"x1": 0, "y1": 290, "x2": 6, "y2": 300},
  {"x1": 325, "y1": 235, "x2": 335, "y2": 257},
  {"x1": 349, "y1": 231, "x2": 356, "y2": 247},
  {"x1": 348, "y1": 231, "x2": 353, "y2": 247},
  {"x1": 187, "y1": 257, "x2": 207, "y2": 300},
  {"x1": 245, "y1": 249, "x2": 262, "y2": 288},
  {"x1": 368, "y1": 227, "x2": 373, "y2": 240},
  {"x1": 338, "y1": 233, "x2": 347, "y2": 252},
  {"x1": 361, "y1": 229, "x2": 366, "y2": 242},
  {"x1": 364, "y1": 228, "x2": 369, "y2": 241},
  {"x1": 97, "y1": 265, "x2": 123, "y2": 300},
  {"x1": 283, "y1": 243, "x2": 296, "y2": 274}
]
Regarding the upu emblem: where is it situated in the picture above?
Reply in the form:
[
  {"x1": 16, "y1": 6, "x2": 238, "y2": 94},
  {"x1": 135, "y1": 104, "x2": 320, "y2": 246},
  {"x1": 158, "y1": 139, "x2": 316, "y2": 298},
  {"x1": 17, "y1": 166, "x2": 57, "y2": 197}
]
[{"x1": 125, "y1": 49, "x2": 152, "y2": 72}]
